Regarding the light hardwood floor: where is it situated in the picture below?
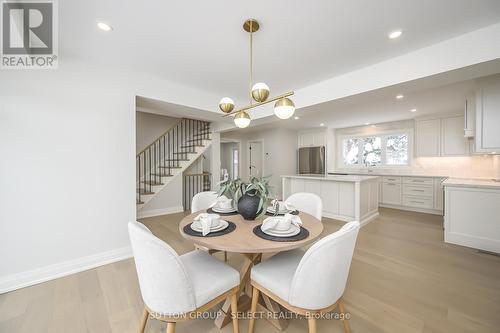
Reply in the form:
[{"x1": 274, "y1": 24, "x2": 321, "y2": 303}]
[{"x1": 1, "y1": 208, "x2": 499, "y2": 333}]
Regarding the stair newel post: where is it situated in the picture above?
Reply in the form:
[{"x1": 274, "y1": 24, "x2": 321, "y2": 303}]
[
  {"x1": 183, "y1": 120, "x2": 187, "y2": 160},
  {"x1": 162, "y1": 135, "x2": 166, "y2": 176},
  {"x1": 137, "y1": 155, "x2": 141, "y2": 204},
  {"x1": 154, "y1": 142, "x2": 157, "y2": 185}
]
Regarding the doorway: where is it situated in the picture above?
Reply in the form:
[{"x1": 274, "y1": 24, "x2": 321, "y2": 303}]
[
  {"x1": 249, "y1": 141, "x2": 263, "y2": 177},
  {"x1": 220, "y1": 141, "x2": 240, "y2": 181}
]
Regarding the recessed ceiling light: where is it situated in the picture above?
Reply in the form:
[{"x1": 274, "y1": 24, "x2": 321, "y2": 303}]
[
  {"x1": 389, "y1": 30, "x2": 402, "y2": 39},
  {"x1": 396, "y1": 94, "x2": 404, "y2": 99},
  {"x1": 364, "y1": 122, "x2": 371, "y2": 126},
  {"x1": 294, "y1": 116, "x2": 299, "y2": 120},
  {"x1": 371, "y1": 124, "x2": 376, "y2": 128},
  {"x1": 320, "y1": 123, "x2": 325, "y2": 127},
  {"x1": 411, "y1": 108, "x2": 417, "y2": 112},
  {"x1": 97, "y1": 22, "x2": 113, "y2": 32}
]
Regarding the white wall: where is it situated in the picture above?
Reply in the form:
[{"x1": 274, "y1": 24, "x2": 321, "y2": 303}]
[
  {"x1": 221, "y1": 128, "x2": 298, "y2": 199},
  {"x1": 0, "y1": 57, "x2": 221, "y2": 293},
  {"x1": 136, "y1": 112, "x2": 179, "y2": 152}
]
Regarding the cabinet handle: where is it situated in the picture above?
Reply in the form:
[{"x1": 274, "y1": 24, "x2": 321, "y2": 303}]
[
  {"x1": 410, "y1": 201, "x2": 424, "y2": 204},
  {"x1": 386, "y1": 183, "x2": 396, "y2": 186},
  {"x1": 411, "y1": 180, "x2": 425, "y2": 182},
  {"x1": 412, "y1": 189, "x2": 425, "y2": 192}
]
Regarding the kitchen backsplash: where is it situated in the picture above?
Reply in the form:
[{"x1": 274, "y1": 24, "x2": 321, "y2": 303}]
[
  {"x1": 413, "y1": 156, "x2": 496, "y2": 178},
  {"x1": 336, "y1": 155, "x2": 498, "y2": 179}
]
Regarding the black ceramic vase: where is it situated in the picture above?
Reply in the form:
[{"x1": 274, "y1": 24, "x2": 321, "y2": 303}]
[{"x1": 237, "y1": 193, "x2": 261, "y2": 220}]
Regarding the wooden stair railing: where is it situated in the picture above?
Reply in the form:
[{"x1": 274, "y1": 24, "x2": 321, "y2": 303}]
[{"x1": 136, "y1": 118, "x2": 211, "y2": 205}]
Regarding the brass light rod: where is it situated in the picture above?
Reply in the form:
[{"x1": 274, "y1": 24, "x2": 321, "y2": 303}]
[{"x1": 222, "y1": 91, "x2": 294, "y2": 117}]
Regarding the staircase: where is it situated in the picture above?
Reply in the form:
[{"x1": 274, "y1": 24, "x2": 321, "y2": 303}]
[{"x1": 136, "y1": 118, "x2": 212, "y2": 210}]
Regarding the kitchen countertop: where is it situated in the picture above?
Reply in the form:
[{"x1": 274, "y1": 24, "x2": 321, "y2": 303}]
[
  {"x1": 442, "y1": 178, "x2": 500, "y2": 189},
  {"x1": 330, "y1": 171, "x2": 449, "y2": 178},
  {"x1": 281, "y1": 174, "x2": 380, "y2": 182}
]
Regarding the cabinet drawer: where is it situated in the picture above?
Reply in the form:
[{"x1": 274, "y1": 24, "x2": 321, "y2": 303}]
[
  {"x1": 403, "y1": 196, "x2": 433, "y2": 209},
  {"x1": 403, "y1": 177, "x2": 434, "y2": 186},
  {"x1": 402, "y1": 184, "x2": 433, "y2": 197},
  {"x1": 382, "y1": 183, "x2": 402, "y2": 205},
  {"x1": 383, "y1": 176, "x2": 401, "y2": 183}
]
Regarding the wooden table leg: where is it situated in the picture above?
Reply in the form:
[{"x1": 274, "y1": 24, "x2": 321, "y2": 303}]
[
  {"x1": 215, "y1": 253, "x2": 261, "y2": 329},
  {"x1": 214, "y1": 252, "x2": 289, "y2": 331}
]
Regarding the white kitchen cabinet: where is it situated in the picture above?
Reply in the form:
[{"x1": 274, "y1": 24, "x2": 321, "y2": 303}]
[
  {"x1": 416, "y1": 114, "x2": 469, "y2": 157},
  {"x1": 381, "y1": 182, "x2": 402, "y2": 205},
  {"x1": 378, "y1": 176, "x2": 443, "y2": 215},
  {"x1": 444, "y1": 183, "x2": 500, "y2": 253},
  {"x1": 416, "y1": 118, "x2": 441, "y2": 157},
  {"x1": 298, "y1": 133, "x2": 314, "y2": 147},
  {"x1": 320, "y1": 181, "x2": 340, "y2": 215},
  {"x1": 289, "y1": 178, "x2": 304, "y2": 194},
  {"x1": 441, "y1": 115, "x2": 468, "y2": 156},
  {"x1": 475, "y1": 76, "x2": 500, "y2": 153},
  {"x1": 303, "y1": 179, "x2": 321, "y2": 196},
  {"x1": 298, "y1": 130, "x2": 327, "y2": 148}
]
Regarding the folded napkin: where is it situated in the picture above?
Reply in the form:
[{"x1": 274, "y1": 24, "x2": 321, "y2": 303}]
[
  {"x1": 270, "y1": 200, "x2": 295, "y2": 212},
  {"x1": 193, "y1": 213, "x2": 220, "y2": 236},
  {"x1": 261, "y1": 213, "x2": 302, "y2": 232},
  {"x1": 210, "y1": 196, "x2": 233, "y2": 209}
]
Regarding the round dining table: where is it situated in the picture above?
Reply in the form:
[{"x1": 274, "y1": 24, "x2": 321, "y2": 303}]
[{"x1": 179, "y1": 211, "x2": 323, "y2": 331}]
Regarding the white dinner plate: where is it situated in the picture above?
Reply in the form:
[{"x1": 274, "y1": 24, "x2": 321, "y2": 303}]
[
  {"x1": 191, "y1": 220, "x2": 229, "y2": 233},
  {"x1": 261, "y1": 224, "x2": 300, "y2": 237},
  {"x1": 266, "y1": 207, "x2": 290, "y2": 214},
  {"x1": 212, "y1": 206, "x2": 236, "y2": 213}
]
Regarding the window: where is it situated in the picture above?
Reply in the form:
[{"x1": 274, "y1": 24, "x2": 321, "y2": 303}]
[
  {"x1": 232, "y1": 148, "x2": 239, "y2": 179},
  {"x1": 341, "y1": 133, "x2": 409, "y2": 167},
  {"x1": 386, "y1": 134, "x2": 408, "y2": 165}
]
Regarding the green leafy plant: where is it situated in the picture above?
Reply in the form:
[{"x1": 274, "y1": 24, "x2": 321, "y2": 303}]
[{"x1": 217, "y1": 176, "x2": 274, "y2": 215}]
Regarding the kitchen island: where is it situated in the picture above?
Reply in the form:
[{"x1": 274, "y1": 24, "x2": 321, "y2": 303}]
[{"x1": 281, "y1": 174, "x2": 380, "y2": 225}]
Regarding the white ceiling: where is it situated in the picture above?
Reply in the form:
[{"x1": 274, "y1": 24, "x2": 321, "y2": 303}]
[{"x1": 62, "y1": 0, "x2": 500, "y2": 103}]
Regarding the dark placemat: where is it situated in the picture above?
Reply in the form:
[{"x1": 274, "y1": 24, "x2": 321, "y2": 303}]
[
  {"x1": 206, "y1": 207, "x2": 239, "y2": 216},
  {"x1": 264, "y1": 210, "x2": 299, "y2": 217},
  {"x1": 253, "y1": 224, "x2": 309, "y2": 242},
  {"x1": 183, "y1": 221, "x2": 236, "y2": 237}
]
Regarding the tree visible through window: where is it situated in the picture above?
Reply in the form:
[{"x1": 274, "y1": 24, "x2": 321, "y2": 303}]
[
  {"x1": 342, "y1": 133, "x2": 409, "y2": 167},
  {"x1": 386, "y1": 134, "x2": 408, "y2": 165}
]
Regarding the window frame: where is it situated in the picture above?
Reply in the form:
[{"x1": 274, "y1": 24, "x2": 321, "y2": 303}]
[{"x1": 337, "y1": 129, "x2": 413, "y2": 169}]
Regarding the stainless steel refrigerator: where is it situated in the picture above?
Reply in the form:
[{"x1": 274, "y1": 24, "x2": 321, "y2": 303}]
[{"x1": 298, "y1": 146, "x2": 325, "y2": 174}]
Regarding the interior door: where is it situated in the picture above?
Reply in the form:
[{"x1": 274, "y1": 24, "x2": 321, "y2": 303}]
[{"x1": 249, "y1": 141, "x2": 263, "y2": 177}]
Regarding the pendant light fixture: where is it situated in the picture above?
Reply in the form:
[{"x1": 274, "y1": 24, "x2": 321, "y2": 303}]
[{"x1": 220, "y1": 19, "x2": 295, "y2": 127}]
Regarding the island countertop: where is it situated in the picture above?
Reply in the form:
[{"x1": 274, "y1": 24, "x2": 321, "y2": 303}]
[
  {"x1": 442, "y1": 178, "x2": 500, "y2": 189},
  {"x1": 281, "y1": 174, "x2": 380, "y2": 182}
]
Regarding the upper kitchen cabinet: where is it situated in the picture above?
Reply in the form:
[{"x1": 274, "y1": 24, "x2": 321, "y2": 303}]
[
  {"x1": 415, "y1": 114, "x2": 468, "y2": 157},
  {"x1": 298, "y1": 129, "x2": 327, "y2": 148},
  {"x1": 441, "y1": 115, "x2": 469, "y2": 156},
  {"x1": 416, "y1": 118, "x2": 441, "y2": 156},
  {"x1": 475, "y1": 75, "x2": 500, "y2": 154}
]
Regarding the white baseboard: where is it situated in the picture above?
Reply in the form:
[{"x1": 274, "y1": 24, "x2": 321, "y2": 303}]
[
  {"x1": 0, "y1": 246, "x2": 132, "y2": 294},
  {"x1": 322, "y1": 211, "x2": 379, "y2": 226},
  {"x1": 379, "y1": 204, "x2": 443, "y2": 215},
  {"x1": 137, "y1": 206, "x2": 184, "y2": 219}
]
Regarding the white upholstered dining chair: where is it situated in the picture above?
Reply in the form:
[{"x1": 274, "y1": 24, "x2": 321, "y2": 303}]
[
  {"x1": 248, "y1": 221, "x2": 360, "y2": 333},
  {"x1": 285, "y1": 192, "x2": 323, "y2": 220},
  {"x1": 191, "y1": 191, "x2": 219, "y2": 213},
  {"x1": 191, "y1": 191, "x2": 228, "y2": 261},
  {"x1": 128, "y1": 221, "x2": 240, "y2": 333}
]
